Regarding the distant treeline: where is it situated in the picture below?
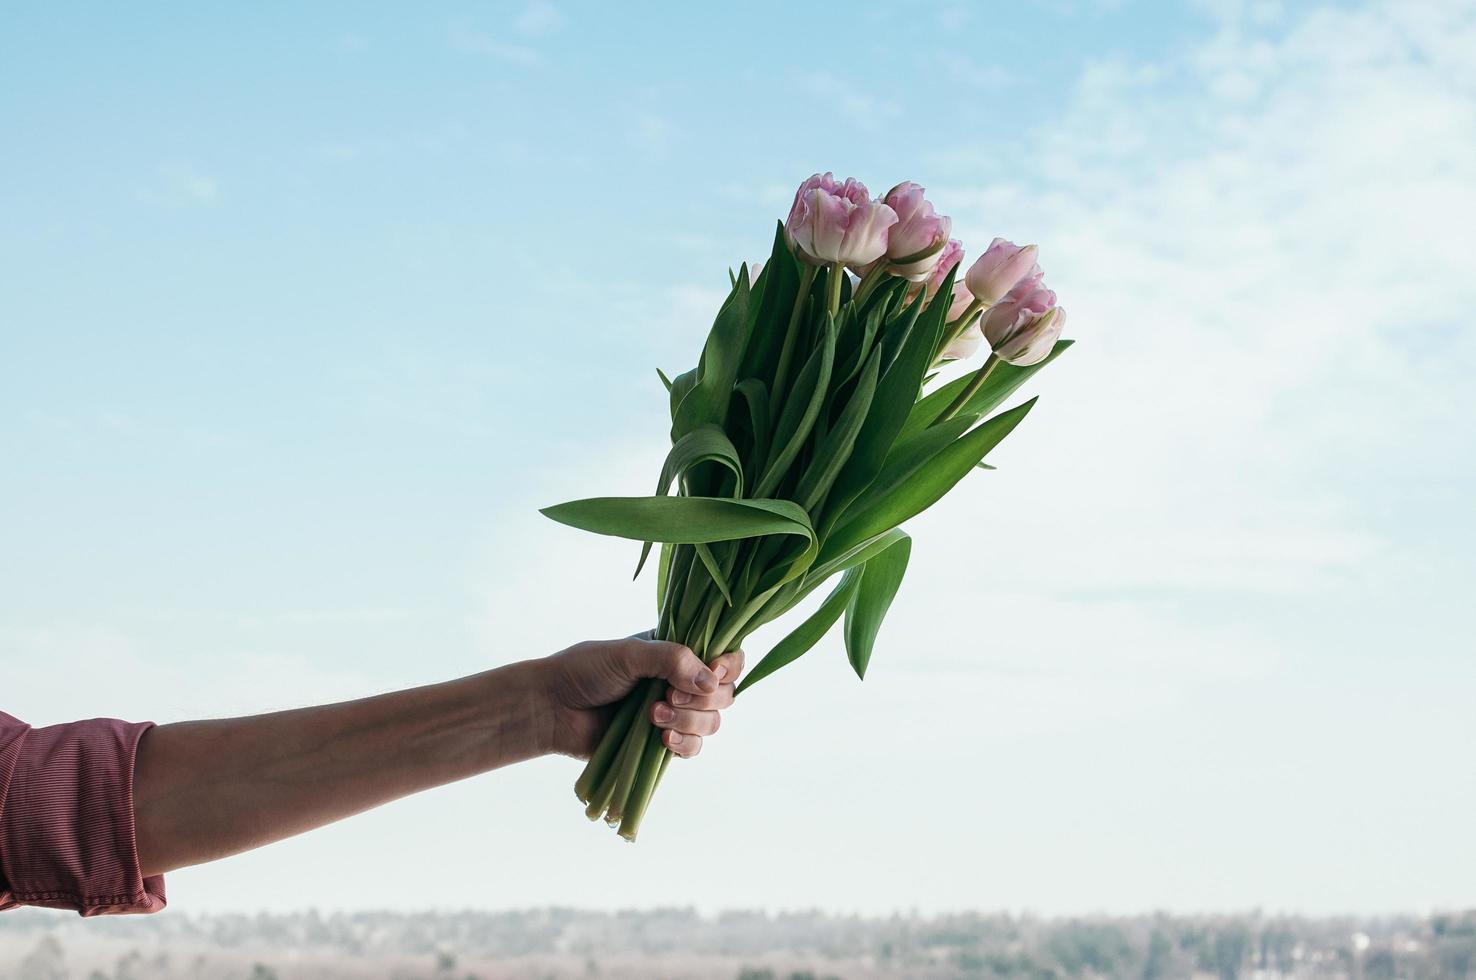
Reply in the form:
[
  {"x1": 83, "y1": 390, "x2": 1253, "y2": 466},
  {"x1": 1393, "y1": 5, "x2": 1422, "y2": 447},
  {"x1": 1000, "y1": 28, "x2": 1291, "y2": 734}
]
[{"x1": 1, "y1": 908, "x2": 1473, "y2": 979}]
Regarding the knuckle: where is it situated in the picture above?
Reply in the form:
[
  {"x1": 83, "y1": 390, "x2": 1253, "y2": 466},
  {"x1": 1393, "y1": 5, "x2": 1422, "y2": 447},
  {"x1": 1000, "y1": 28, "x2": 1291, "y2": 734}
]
[{"x1": 612, "y1": 640, "x2": 642, "y2": 672}]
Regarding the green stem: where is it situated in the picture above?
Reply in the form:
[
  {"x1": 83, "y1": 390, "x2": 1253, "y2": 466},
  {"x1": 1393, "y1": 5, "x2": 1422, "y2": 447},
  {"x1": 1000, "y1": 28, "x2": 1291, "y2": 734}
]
[
  {"x1": 654, "y1": 544, "x2": 680, "y2": 640},
  {"x1": 706, "y1": 585, "x2": 781, "y2": 664},
  {"x1": 584, "y1": 745, "x2": 624, "y2": 820},
  {"x1": 934, "y1": 298, "x2": 986, "y2": 364},
  {"x1": 770, "y1": 264, "x2": 817, "y2": 401},
  {"x1": 616, "y1": 725, "x2": 669, "y2": 842},
  {"x1": 851, "y1": 263, "x2": 887, "y2": 307},
  {"x1": 574, "y1": 690, "x2": 645, "y2": 804},
  {"x1": 825, "y1": 263, "x2": 845, "y2": 316},
  {"x1": 602, "y1": 680, "x2": 665, "y2": 824},
  {"x1": 934, "y1": 353, "x2": 1002, "y2": 424}
]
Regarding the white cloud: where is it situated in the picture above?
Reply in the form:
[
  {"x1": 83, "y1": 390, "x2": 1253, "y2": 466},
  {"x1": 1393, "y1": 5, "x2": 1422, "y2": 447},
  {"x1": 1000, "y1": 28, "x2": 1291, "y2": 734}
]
[
  {"x1": 927, "y1": 0, "x2": 1476, "y2": 603},
  {"x1": 442, "y1": 0, "x2": 1476, "y2": 913},
  {"x1": 28, "y1": 0, "x2": 1473, "y2": 917}
]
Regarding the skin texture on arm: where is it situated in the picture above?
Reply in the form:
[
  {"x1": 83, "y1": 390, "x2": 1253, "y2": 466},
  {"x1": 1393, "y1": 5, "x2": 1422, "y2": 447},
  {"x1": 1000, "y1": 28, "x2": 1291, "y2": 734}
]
[{"x1": 131, "y1": 638, "x2": 743, "y2": 878}]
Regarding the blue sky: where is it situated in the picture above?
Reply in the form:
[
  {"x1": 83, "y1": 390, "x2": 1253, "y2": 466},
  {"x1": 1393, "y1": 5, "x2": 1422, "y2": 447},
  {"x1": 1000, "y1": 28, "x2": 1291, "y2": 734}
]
[{"x1": 3, "y1": 0, "x2": 1474, "y2": 915}]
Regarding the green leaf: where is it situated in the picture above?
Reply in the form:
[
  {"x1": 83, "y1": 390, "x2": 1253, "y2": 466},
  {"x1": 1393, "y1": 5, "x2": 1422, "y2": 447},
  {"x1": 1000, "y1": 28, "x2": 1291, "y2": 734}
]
[
  {"x1": 822, "y1": 398, "x2": 1037, "y2": 564},
  {"x1": 668, "y1": 367, "x2": 697, "y2": 425},
  {"x1": 659, "y1": 543, "x2": 696, "y2": 637},
  {"x1": 844, "y1": 532, "x2": 910, "y2": 679},
  {"x1": 655, "y1": 541, "x2": 673, "y2": 612},
  {"x1": 543, "y1": 495, "x2": 815, "y2": 548},
  {"x1": 794, "y1": 344, "x2": 881, "y2": 513},
  {"x1": 693, "y1": 542, "x2": 733, "y2": 606},
  {"x1": 863, "y1": 278, "x2": 910, "y2": 333},
  {"x1": 733, "y1": 377, "x2": 771, "y2": 478},
  {"x1": 660, "y1": 425, "x2": 744, "y2": 497},
  {"x1": 633, "y1": 425, "x2": 745, "y2": 579},
  {"x1": 736, "y1": 569, "x2": 861, "y2": 695},
  {"x1": 672, "y1": 275, "x2": 751, "y2": 440},
  {"x1": 879, "y1": 282, "x2": 927, "y2": 370},
  {"x1": 833, "y1": 302, "x2": 874, "y2": 388},
  {"x1": 899, "y1": 338, "x2": 1072, "y2": 442},
  {"x1": 754, "y1": 313, "x2": 836, "y2": 498},
  {"x1": 822, "y1": 266, "x2": 954, "y2": 532},
  {"x1": 845, "y1": 413, "x2": 978, "y2": 521},
  {"x1": 656, "y1": 367, "x2": 673, "y2": 392},
  {"x1": 801, "y1": 527, "x2": 911, "y2": 589},
  {"x1": 738, "y1": 222, "x2": 803, "y2": 385}
]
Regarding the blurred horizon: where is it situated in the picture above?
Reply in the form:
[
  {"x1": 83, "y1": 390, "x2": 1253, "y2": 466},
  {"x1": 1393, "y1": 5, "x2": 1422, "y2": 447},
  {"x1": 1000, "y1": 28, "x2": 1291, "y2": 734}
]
[
  {"x1": 3, "y1": 0, "x2": 1474, "y2": 919},
  {"x1": 5, "y1": 906, "x2": 1476, "y2": 979}
]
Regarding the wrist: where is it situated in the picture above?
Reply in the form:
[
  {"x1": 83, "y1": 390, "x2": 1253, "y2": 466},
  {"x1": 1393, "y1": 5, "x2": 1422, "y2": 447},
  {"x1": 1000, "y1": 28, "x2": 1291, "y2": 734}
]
[{"x1": 475, "y1": 659, "x2": 561, "y2": 763}]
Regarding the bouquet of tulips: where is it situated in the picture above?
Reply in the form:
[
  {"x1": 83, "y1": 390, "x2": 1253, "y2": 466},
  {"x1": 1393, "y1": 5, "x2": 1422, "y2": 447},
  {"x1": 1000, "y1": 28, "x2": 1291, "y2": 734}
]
[{"x1": 543, "y1": 172, "x2": 1072, "y2": 840}]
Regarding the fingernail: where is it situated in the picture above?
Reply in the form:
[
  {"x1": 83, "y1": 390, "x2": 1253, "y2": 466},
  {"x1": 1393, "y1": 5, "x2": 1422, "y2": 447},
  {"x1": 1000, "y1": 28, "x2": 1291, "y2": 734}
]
[
  {"x1": 653, "y1": 703, "x2": 675, "y2": 724},
  {"x1": 668, "y1": 731, "x2": 684, "y2": 746},
  {"x1": 669, "y1": 689, "x2": 692, "y2": 706},
  {"x1": 712, "y1": 664, "x2": 728, "y2": 683},
  {"x1": 695, "y1": 667, "x2": 716, "y2": 691}
]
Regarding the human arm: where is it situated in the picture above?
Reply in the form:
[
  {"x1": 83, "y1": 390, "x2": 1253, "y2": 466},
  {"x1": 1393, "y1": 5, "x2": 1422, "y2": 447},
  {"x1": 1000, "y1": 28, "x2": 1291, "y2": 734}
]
[
  {"x1": 131, "y1": 637, "x2": 742, "y2": 878},
  {"x1": 0, "y1": 636, "x2": 741, "y2": 913}
]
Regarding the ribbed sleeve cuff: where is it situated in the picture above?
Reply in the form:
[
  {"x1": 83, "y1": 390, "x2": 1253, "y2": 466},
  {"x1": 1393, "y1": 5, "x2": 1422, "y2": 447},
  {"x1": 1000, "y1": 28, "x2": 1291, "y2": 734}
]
[{"x1": 0, "y1": 716, "x2": 167, "y2": 916}]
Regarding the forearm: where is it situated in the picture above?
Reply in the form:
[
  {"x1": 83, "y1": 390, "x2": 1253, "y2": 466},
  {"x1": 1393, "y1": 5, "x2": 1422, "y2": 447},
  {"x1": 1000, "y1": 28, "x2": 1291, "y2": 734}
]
[{"x1": 132, "y1": 660, "x2": 553, "y2": 877}]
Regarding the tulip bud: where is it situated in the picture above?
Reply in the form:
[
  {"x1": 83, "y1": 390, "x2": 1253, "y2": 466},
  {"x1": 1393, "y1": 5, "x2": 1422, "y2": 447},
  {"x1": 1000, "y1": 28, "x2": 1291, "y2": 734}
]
[
  {"x1": 939, "y1": 319, "x2": 985, "y2": 362},
  {"x1": 964, "y1": 238, "x2": 1041, "y2": 305},
  {"x1": 945, "y1": 278, "x2": 975, "y2": 322},
  {"x1": 981, "y1": 277, "x2": 1064, "y2": 366},
  {"x1": 882, "y1": 182, "x2": 953, "y2": 281},
  {"x1": 921, "y1": 239, "x2": 965, "y2": 300},
  {"x1": 785, "y1": 172, "x2": 899, "y2": 269},
  {"x1": 933, "y1": 279, "x2": 985, "y2": 362}
]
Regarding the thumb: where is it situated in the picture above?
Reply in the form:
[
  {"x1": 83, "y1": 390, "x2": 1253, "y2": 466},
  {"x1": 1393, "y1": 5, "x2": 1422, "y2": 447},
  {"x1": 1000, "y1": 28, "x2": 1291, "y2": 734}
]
[{"x1": 620, "y1": 639, "x2": 718, "y2": 696}]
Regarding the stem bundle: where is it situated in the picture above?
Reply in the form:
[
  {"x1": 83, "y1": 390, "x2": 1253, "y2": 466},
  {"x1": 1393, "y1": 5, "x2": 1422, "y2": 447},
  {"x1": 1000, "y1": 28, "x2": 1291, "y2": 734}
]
[{"x1": 545, "y1": 188, "x2": 1075, "y2": 840}]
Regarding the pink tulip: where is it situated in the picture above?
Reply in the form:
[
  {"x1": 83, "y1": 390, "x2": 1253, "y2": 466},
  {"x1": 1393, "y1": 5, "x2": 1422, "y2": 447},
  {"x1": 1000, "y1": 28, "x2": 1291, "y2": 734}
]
[
  {"x1": 964, "y1": 238, "x2": 1041, "y2": 305},
  {"x1": 882, "y1": 182, "x2": 952, "y2": 281},
  {"x1": 785, "y1": 172, "x2": 899, "y2": 269},
  {"x1": 980, "y1": 277, "x2": 1064, "y2": 366},
  {"x1": 946, "y1": 278, "x2": 975, "y2": 322},
  {"x1": 922, "y1": 239, "x2": 965, "y2": 299},
  {"x1": 939, "y1": 319, "x2": 985, "y2": 362},
  {"x1": 934, "y1": 278, "x2": 985, "y2": 361}
]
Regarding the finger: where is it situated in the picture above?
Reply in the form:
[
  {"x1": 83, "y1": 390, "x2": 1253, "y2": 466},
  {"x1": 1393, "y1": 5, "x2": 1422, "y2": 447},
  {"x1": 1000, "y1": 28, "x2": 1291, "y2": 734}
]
[
  {"x1": 666, "y1": 683, "x2": 735, "y2": 710},
  {"x1": 707, "y1": 649, "x2": 746, "y2": 687},
  {"x1": 651, "y1": 701, "x2": 721, "y2": 737},
  {"x1": 622, "y1": 640, "x2": 719, "y2": 695},
  {"x1": 664, "y1": 729, "x2": 702, "y2": 758}
]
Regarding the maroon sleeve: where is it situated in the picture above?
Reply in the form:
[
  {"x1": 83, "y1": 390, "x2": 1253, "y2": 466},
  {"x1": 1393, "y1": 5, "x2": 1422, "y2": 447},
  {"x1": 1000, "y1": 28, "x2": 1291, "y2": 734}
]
[{"x1": 0, "y1": 711, "x2": 167, "y2": 916}]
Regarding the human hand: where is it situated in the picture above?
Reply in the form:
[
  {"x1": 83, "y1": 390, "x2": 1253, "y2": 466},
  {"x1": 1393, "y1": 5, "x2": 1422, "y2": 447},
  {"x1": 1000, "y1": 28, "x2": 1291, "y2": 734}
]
[{"x1": 538, "y1": 635, "x2": 744, "y2": 761}]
